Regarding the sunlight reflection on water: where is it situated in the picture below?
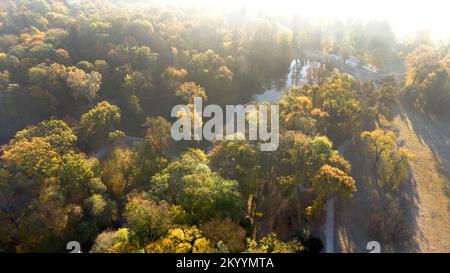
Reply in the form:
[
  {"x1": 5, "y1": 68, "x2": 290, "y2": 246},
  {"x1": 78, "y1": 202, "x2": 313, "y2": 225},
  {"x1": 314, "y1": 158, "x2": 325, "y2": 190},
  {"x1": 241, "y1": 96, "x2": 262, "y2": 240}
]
[{"x1": 254, "y1": 59, "x2": 318, "y2": 103}]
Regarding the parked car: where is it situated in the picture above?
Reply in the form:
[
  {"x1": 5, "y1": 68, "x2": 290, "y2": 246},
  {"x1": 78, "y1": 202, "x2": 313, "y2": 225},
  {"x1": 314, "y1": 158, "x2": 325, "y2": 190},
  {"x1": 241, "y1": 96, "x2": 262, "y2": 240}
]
[
  {"x1": 362, "y1": 65, "x2": 379, "y2": 74},
  {"x1": 329, "y1": 54, "x2": 342, "y2": 62}
]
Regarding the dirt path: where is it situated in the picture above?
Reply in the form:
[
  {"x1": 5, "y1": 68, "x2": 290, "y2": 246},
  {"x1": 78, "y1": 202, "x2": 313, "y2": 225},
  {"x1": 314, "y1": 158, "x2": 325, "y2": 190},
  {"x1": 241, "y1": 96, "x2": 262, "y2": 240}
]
[
  {"x1": 390, "y1": 104, "x2": 450, "y2": 252},
  {"x1": 325, "y1": 197, "x2": 335, "y2": 253},
  {"x1": 335, "y1": 158, "x2": 372, "y2": 253}
]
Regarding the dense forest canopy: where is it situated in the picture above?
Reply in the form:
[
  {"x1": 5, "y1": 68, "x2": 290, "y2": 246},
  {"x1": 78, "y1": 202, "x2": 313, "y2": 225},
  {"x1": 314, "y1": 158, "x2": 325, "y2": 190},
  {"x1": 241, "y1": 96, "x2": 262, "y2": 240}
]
[{"x1": 0, "y1": 0, "x2": 449, "y2": 253}]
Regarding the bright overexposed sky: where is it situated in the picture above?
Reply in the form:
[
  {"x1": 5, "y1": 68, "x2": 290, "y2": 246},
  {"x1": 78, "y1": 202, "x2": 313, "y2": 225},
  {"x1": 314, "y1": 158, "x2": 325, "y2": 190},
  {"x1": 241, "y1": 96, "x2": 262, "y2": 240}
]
[{"x1": 148, "y1": 0, "x2": 450, "y2": 39}]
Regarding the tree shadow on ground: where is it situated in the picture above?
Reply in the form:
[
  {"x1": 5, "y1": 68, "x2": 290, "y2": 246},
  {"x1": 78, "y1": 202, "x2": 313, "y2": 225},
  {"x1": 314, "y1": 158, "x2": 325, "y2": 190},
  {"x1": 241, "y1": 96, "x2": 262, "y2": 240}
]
[
  {"x1": 398, "y1": 103, "x2": 450, "y2": 196},
  {"x1": 335, "y1": 135, "x2": 421, "y2": 253}
]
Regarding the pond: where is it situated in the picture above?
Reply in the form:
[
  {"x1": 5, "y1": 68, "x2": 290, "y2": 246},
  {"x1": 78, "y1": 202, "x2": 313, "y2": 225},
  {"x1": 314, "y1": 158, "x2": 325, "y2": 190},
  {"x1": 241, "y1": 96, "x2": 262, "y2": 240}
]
[{"x1": 253, "y1": 59, "x2": 321, "y2": 103}]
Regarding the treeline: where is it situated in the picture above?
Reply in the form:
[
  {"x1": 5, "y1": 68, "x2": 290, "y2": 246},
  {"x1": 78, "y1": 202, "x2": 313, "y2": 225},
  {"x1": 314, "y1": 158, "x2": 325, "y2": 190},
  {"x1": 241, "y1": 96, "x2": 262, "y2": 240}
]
[
  {"x1": 0, "y1": 0, "x2": 305, "y2": 253},
  {"x1": 404, "y1": 43, "x2": 450, "y2": 115},
  {"x1": 0, "y1": 71, "x2": 411, "y2": 252}
]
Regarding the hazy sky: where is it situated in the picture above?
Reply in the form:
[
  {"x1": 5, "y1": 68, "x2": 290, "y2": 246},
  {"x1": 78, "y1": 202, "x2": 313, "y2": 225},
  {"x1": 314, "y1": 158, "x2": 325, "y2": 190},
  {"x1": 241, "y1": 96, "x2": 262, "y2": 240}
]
[{"x1": 151, "y1": 0, "x2": 450, "y2": 39}]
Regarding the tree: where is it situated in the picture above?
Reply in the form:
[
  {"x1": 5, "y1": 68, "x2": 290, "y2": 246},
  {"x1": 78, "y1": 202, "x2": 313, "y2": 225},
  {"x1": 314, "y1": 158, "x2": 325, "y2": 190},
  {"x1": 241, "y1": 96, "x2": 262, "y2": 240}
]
[
  {"x1": 151, "y1": 149, "x2": 242, "y2": 223},
  {"x1": 161, "y1": 66, "x2": 187, "y2": 92},
  {"x1": 29, "y1": 42, "x2": 55, "y2": 59},
  {"x1": 45, "y1": 28, "x2": 69, "y2": 47},
  {"x1": 29, "y1": 0, "x2": 51, "y2": 15},
  {"x1": 55, "y1": 48, "x2": 71, "y2": 64},
  {"x1": 76, "y1": 61, "x2": 95, "y2": 72},
  {"x1": 143, "y1": 116, "x2": 172, "y2": 156},
  {"x1": 0, "y1": 120, "x2": 107, "y2": 251},
  {"x1": 90, "y1": 228, "x2": 136, "y2": 253},
  {"x1": 176, "y1": 81, "x2": 207, "y2": 103},
  {"x1": 277, "y1": 132, "x2": 354, "y2": 218},
  {"x1": 84, "y1": 193, "x2": 117, "y2": 227},
  {"x1": 280, "y1": 73, "x2": 363, "y2": 144},
  {"x1": 127, "y1": 19, "x2": 154, "y2": 43},
  {"x1": 208, "y1": 140, "x2": 259, "y2": 202},
  {"x1": 405, "y1": 45, "x2": 440, "y2": 88},
  {"x1": 245, "y1": 233, "x2": 303, "y2": 253},
  {"x1": 101, "y1": 147, "x2": 137, "y2": 198},
  {"x1": 124, "y1": 193, "x2": 176, "y2": 244},
  {"x1": 201, "y1": 218, "x2": 246, "y2": 252},
  {"x1": 376, "y1": 77, "x2": 399, "y2": 120},
  {"x1": 317, "y1": 73, "x2": 363, "y2": 143},
  {"x1": 420, "y1": 69, "x2": 450, "y2": 115},
  {"x1": 145, "y1": 226, "x2": 213, "y2": 253},
  {"x1": 279, "y1": 94, "x2": 318, "y2": 135},
  {"x1": 404, "y1": 45, "x2": 450, "y2": 115},
  {"x1": 122, "y1": 70, "x2": 153, "y2": 97},
  {"x1": 181, "y1": 170, "x2": 241, "y2": 223},
  {"x1": 12, "y1": 185, "x2": 69, "y2": 252},
  {"x1": 56, "y1": 151, "x2": 99, "y2": 204},
  {"x1": 28, "y1": 64, "x2": 51, "y2": 87},
  {"x1": 78, "y1": 101, "x2": 121, "y2": 150},
  {"x1": 26, "y1": 63, "x2": 100, "y2": 115},
  {"x1": 66, "y1": 68, "x2": 102, "y2": 104},
  {"x1": 130, "y1": 46, "x2": 158, "y2": 70},
  {"x1": 360, "y1": 129, "x2": 410, "y2": 189},
  {"x1": 1, "y1": 137, "x2": 60, "y2": 179},
  {"x1": 307, "y1": 165, "x2": 356, "y2": 216},
  {"x1": 13, "y1": 119, "x2": 77, "y2": 153}
]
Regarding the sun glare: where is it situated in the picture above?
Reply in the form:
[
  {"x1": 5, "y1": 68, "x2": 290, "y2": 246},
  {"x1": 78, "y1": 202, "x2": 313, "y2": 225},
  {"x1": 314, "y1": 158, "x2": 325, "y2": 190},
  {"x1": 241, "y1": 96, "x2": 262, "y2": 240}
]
[{"x1": 157, "y1": 0, "x2": 450, "y2": 39}]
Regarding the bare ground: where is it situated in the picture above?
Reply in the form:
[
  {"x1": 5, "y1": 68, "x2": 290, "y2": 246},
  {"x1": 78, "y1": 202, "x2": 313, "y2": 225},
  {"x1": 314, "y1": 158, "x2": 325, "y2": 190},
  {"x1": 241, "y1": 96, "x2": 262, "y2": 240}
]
[
  {"x1": 390, "y1": 104, "x2": 450, "y2": 252},
  {"x1": 336, "y1": 102, "x2": 450, "y2": 253}
]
